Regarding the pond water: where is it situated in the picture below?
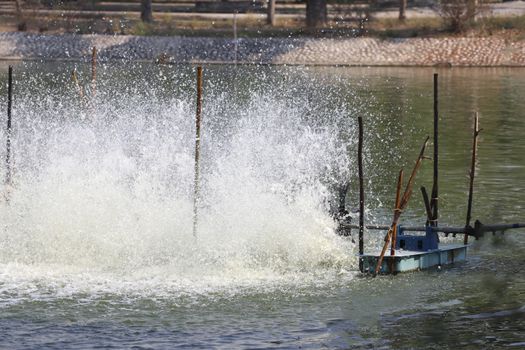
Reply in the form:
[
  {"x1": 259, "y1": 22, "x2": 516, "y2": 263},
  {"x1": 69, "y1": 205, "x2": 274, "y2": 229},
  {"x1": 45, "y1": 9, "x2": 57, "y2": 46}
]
[{"x1": 0, "y1": 62, "x2": 524, "y2": 349}]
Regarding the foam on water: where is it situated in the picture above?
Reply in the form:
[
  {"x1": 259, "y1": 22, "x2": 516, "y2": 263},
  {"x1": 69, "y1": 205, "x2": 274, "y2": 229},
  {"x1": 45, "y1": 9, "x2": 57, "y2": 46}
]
[{"x1": 0, "y1": 64, "x2": 363, "y2": 301}]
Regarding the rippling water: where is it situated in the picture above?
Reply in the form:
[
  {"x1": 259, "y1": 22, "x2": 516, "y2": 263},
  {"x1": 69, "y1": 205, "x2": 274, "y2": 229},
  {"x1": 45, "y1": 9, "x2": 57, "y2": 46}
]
[{"x1": 0, "y1": 62, "x2": 523, "y2": 349}]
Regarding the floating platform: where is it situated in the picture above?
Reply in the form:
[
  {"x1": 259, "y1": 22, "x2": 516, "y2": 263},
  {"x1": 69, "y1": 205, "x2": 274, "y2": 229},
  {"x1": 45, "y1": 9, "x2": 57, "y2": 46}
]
[{"x1": 360, "y1": 244, "x2": 468, "y2": 274}]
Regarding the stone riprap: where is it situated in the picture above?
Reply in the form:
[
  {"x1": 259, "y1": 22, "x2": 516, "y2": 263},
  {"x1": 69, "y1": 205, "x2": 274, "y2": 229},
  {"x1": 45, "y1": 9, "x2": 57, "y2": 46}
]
[{"x1": 1, "y1": 32, "x2": 525, "y2": 66}]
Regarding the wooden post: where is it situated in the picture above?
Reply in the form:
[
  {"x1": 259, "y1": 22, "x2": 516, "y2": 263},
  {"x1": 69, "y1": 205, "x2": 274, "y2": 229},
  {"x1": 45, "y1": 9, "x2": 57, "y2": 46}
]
[
  {"x1": 430, "y1": 73, "x2": 439, "y2": 227},
  {"x1": 71, "y1": 69, "x2": 85, "y2": 99},
  {"x1": 465, "y1": 112, "x2": 480, "y2": 245},
  {"x1": 6, "y1": 66, "x2": 12, "y2": 187},
  {"x1": 374, "y1": 137, "x2": 429, "y2": 275},
  {"x1": 192, "y1": 66, "x2": 203, "y2": 238},
  {"x1": 267, "y1": 0, "x2": 276, "y2": 26},
  {"x1": 389, "y1": 169, "x2": 404, "y2": 273},
  {"x1": 91, "y1": 47, "x2": 97, "y2": 98},
  {"x1": 358, "y1": 116, "x2": 365, "y2": 271},
  {"x1": 390, "y1": 169, "x2": 404, "y2": 256}
]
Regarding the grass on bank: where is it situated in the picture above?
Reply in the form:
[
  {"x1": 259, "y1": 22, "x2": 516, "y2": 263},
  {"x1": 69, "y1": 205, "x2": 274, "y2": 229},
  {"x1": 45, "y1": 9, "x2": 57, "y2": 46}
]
[
  {"x1": 368, "y1": 17, "x2": 445, "y2": 38},
  {"x1": 128, "y1": 14, "x2": 525, "y2": 39},
  {"x1": 471, "y1": 16, "x2": 525, "y2": 39}
]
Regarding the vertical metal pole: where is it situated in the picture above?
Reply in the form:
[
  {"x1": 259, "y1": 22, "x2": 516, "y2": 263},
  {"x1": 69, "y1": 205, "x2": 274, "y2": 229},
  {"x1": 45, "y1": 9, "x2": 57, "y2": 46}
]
[
  {"x1": 465, "y1": 112, "x2": 480, "y2": 245},
  {"x1": 6, "y1": 66, "x2": 13, "y2": 187},
  {"x1": 192, "y1": 66, "x2": 203, "y2": 238},
  {"x1": 431, "y1": 73, "x2": 439, "y2": 227},
  {"x1": 233, "y1": 12, "x2": 238, "y2": 64},
  {"x1": 358, "y1": 116, "x2": 365, "y2": 271}
]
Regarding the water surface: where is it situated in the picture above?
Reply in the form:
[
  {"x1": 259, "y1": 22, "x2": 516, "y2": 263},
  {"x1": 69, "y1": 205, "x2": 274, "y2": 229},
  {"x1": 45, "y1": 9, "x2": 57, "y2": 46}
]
[{"x1": 0, "y1": 62, "x2": 523, "y2": 349}]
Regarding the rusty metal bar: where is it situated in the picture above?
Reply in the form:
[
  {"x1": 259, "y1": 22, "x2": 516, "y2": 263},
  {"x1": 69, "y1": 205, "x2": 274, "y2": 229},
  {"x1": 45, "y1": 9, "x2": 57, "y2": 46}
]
[
  {"x1": 6, "y1": 66, "x2": 12, "y2": 187},
  {"x1": 192, "y1": 66, "x2": 203, "y2": 238}
]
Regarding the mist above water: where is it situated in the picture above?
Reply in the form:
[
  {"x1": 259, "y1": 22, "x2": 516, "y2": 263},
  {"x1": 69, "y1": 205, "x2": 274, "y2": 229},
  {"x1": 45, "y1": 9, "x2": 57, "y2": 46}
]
[{"x1": 0, "y1": 64, "x2": 374, "y2": 298}]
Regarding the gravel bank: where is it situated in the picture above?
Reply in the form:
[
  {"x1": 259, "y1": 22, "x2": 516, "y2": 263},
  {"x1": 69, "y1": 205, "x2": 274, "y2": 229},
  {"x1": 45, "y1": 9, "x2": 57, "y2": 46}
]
[{"x1": 1, "y1": 32, "x2": 525, "y2": 66}]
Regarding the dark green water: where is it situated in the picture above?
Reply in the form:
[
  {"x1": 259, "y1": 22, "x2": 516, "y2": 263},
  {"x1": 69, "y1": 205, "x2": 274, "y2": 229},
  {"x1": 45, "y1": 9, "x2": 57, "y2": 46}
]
[{"x1": 0, "y1": 62, "x2": 523, "y2": 349}]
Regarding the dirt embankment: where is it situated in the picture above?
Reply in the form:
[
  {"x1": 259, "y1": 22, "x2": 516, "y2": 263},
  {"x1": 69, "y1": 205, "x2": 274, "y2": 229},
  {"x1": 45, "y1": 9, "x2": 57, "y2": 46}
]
[{"x1": 1, "y1": 32, "x2": 525, "y2": 66}]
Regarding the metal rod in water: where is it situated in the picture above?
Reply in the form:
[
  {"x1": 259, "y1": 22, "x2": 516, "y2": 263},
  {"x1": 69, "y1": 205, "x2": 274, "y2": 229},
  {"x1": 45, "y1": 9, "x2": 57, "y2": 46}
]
[
  {"x1": 233, "y1": 12, "x2": 238, "y2": 64},
  {"x1": 192, "y1": 66, "x2": 203, "y2": 238},
  {"x1": 342, "y1": 223, "x2": 525, "y2": 236},
  {"x1": 431, "y1": 73, "x2": 439, "y2": 226},
  {"x1": 91, "y1": 47, "x2": 97, "y2": 97},
  {"x1": 465, "y1": 112, "x2": 480, "y2": 245},
  {"x1": 420, "y1": 186, "x2": 432, "y2": 224},
  {"x1": 6, "y1": 65, "x2": 13, "y2": 187},
  {"x1": 358, "y1": 116, "x2": 365, "y2": 267}
]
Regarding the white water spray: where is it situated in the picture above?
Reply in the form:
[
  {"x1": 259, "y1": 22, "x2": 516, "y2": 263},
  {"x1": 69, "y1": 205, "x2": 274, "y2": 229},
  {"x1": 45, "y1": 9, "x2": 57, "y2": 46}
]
[{"x1": 0, "y1": 64, "x2": 362, "y2": 299}]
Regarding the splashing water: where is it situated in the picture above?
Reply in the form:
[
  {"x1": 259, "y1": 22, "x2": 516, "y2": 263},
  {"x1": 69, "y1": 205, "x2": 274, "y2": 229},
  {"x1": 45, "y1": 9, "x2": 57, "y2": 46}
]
[{"x1": 0, "y1": 63, "x2": 382, "y2": 301}]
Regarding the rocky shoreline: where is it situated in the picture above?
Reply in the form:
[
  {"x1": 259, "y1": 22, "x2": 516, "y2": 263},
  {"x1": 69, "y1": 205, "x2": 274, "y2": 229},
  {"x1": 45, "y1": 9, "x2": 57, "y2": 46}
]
[{"x1": 1, "y1": 32, "x2": 525, "y2": 66}]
